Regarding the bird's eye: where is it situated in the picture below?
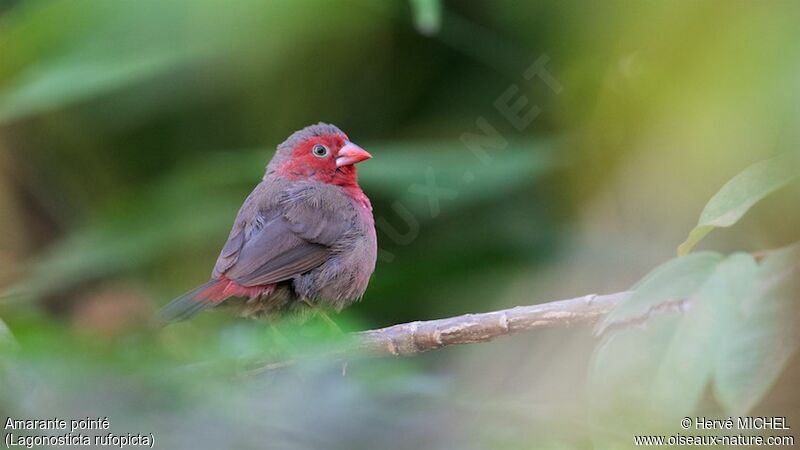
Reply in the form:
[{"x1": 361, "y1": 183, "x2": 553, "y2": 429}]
[{"x1": 312, "y1": 144, "x2": 329, "y2": 158}]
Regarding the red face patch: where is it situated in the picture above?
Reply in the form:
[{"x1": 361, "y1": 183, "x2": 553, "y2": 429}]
[{"x1": 277, "y1": 132, "x2": 361, "y2": 186}]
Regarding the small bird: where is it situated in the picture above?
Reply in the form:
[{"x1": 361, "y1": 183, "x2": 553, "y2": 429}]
[{"x1": 160, "y1": 123, "x2": 377, "y2": 321}]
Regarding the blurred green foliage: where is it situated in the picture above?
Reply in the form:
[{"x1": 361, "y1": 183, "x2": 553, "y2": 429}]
[
  {"x1": 590, "y1": 159, "x2": 799, "y2": 448},
  {"x1": 0, "y1": 0, "x2": 799, "y2": 449},
  {"x1": 590, "y1": 244, "x2": 799, "y2": 448},
  {"x1": 409, "y1": 0, "x2": 441, "y2": 35},
  {"x1": 678, "y1": 153, "x2": 800, "y2": 255}
]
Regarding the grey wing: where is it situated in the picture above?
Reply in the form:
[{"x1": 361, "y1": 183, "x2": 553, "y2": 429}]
[{"x1": 212, "y1": 182, "x2": 354, "y2": 287}]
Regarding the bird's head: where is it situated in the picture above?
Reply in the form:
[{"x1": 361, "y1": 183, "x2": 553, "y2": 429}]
[{"x1": 267, "y1": 123, "x2": 372, "y2": 187}]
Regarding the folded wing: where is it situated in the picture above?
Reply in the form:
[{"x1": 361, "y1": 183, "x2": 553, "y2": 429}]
[{"x1": 214, "y1": 181, "x2": 353, "y2": 287}]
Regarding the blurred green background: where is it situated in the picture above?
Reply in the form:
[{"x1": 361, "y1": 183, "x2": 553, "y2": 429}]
[{"x1": 1, "y1": 1, "x2": 799, "y2": 449}]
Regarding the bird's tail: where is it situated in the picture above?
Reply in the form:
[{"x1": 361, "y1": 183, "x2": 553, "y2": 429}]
[{"x1": 159, "y1": 280, "x2": 228, "y2": 322}]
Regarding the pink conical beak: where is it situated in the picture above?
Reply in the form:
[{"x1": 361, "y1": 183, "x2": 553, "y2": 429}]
[{"x1": 336, "y1": 142, "x2": 372, "y2": 167}]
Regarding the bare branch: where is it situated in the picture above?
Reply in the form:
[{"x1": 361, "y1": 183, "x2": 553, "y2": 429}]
[
  {"x1": 346, "y1": 291, "x2": 629, "y2": 357},
  {"x1": 246, "y1": 291, "x2": 629, "y2": 374}
]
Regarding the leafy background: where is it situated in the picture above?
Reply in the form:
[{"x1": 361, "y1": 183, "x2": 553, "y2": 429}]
[{"x1": 0, "y1": 1, "x2": 798, "y2": 449}]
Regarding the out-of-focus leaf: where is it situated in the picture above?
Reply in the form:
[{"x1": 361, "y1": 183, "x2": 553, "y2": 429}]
[
  {"x1": 0, "y1": 316, "x2": 14, "y2": 349},
  {"x1": 590, "y1": 248, "x2": 798, "y2": 443},
  {"x1": 678, "y1": 154, "x2": 799, "y2": 255},
  {"x1": 649, "y1": 253, "x2": 757, "y2": 419},
  {"x1": 408, "y1": 0, "x2": 441, "y2": 35},
  {"x1": 0, "y1": 149, "x2": 254, "y2": 302},
  {"x1": 361, "y1": 140, "x2": 563, "y2": 217},
  {"x1": 0, "y1": 0, "x2": 383, "y2": 123},
  {"x1": 2, "y1": 192, "x2": 235, "y2": 302},
  {"x1": 0, "y1": 0, "x2": 203, "y2": 121},
  {"x1": 590, "y1": 254, "x2": 754, "y2": 424},
  {"x1": 713, "y1": 243, "x2": 800, "y2": 414},
  {"x1": 0, "y1": 319, "x2": 464, "y2": 450},
  {"x1": 588, "y1": 313, "x2": 678, "y2": 447},
  {"x1": 596, "y1": 252, "x2": 722, "y2": 331}
]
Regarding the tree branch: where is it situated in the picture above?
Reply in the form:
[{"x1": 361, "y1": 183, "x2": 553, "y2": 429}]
[
  {"x1": 248, "y1": 292, "x2": 629, "y2": 374},
  {"x1": 346, "y1": 291, "x2": 629, "y2": 357}
]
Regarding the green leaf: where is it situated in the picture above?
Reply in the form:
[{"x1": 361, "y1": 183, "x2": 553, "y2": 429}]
[
  {"x1": 0, "y1": 0, "x2": 377, "y2": 123},
  {"x1": 590, "y1": 254, "x2": 755, "y2": 423},
  {"x1": 588, "y1": 253, "x2": 725, "y2": 436},
  {"x1": 0, "y1": 316, "x2": 16, "y2": 351},
  {"x1": 596, "y1": 252, "x2": 722, "y2": 332},
  {"x1": 649, "y1": 253, "x2": 758, "y2": 419},
  {"x1": 588, "y1": 313, "x2": 681, "y2": 445},
  {"x1": 678, "y1": 153, "x2": 799, "y2": 255},
  {"x1": 590, "y1": 247, "x2": 800, "y2": 441},
  {"x1": 713, "y1": 243, "x2": 800, "y2": 414},
  {"x1": 409, "y1": 0, "x2": 442, "y2": 35},
  {"x1": 360, "y1": 140, "x2": 562, "y2": 217}
]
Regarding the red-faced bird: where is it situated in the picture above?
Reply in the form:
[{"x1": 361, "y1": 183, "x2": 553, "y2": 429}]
[{"x1": 160, "y1": 123, "x2": 377, "y2": 321}]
